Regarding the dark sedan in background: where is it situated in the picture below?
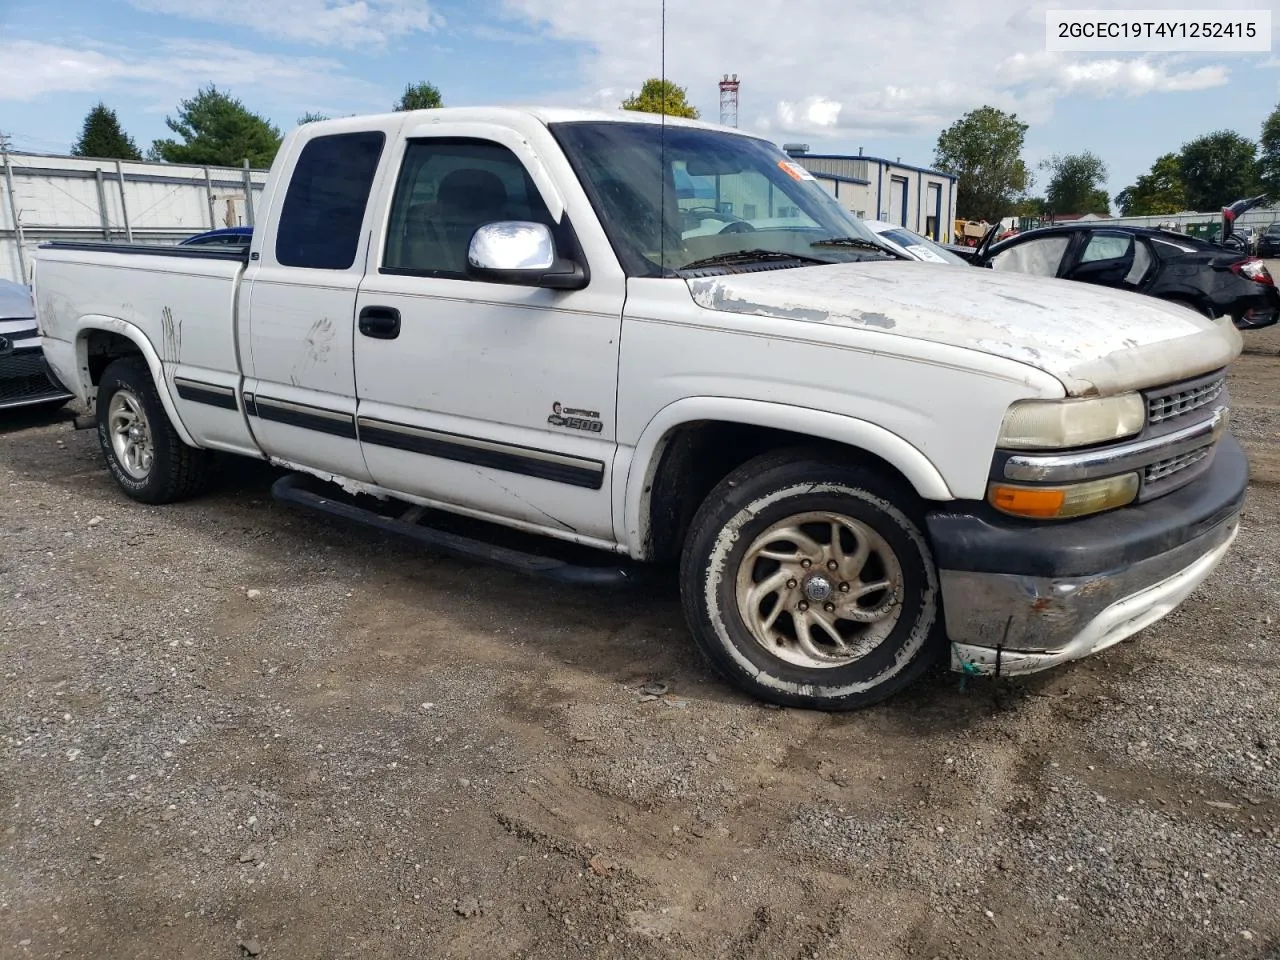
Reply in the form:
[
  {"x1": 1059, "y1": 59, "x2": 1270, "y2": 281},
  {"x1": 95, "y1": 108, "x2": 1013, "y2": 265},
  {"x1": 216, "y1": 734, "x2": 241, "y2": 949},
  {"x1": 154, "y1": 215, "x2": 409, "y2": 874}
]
[
  {"x1": 969, "y1": 223, "x2": 1279, "y2": 330},
  {"x1": 1257, "y1": 222, "x2": 1280, "y2": 259}
]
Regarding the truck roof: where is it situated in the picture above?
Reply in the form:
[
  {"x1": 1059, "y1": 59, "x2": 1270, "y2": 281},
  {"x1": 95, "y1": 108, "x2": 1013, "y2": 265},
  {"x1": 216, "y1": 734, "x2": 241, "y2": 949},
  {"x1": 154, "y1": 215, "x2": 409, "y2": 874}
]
[{"x1": 300, "y1": 106, "x2": 767, "y2": 140}]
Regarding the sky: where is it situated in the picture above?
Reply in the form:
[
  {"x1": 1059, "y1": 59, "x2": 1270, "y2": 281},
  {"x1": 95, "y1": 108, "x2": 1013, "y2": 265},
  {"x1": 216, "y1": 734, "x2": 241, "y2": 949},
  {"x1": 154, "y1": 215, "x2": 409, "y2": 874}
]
[{"x1": 2, "y1": 0, "x2": 1279, "y2": 208}]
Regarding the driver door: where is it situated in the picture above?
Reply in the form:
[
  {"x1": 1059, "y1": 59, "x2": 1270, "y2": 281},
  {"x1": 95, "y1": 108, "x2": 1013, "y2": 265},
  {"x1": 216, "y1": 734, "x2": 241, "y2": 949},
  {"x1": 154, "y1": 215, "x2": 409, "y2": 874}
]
[{"x1": 352, "y1": 126, "x2": 625, "y2": 541}]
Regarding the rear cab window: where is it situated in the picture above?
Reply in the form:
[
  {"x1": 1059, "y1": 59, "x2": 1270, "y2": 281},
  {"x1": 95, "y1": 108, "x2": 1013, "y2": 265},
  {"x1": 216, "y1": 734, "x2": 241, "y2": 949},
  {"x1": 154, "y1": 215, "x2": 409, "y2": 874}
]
[{"x1": 275, "y1": 131, "x2": 386, "y2": 269}]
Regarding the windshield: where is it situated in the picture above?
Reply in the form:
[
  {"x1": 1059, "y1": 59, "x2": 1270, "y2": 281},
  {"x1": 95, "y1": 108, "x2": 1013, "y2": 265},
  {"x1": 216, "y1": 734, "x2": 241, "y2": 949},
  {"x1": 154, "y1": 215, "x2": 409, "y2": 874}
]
[
  {"x1": 873, "y1": 225, "x2": 968, "y2": 265},
  {"x1": 550, "y1": 121, "x2": 895, "y2": 276}
]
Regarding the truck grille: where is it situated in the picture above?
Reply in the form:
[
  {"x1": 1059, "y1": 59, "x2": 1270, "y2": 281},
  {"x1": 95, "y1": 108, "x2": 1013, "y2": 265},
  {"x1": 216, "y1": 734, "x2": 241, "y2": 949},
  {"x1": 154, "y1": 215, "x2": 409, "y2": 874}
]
[
  {"x1": 1145, "y1": 446, "x2": 1212, "y2": 484},
  {"x1": 1147, "y1": 375, "x2": 1225, "y2": 424}
]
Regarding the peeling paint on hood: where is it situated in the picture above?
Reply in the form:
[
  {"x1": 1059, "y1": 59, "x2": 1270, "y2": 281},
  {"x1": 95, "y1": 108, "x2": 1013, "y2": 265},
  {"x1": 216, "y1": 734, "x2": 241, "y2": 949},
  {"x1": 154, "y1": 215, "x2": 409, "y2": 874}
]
[{"x1": 686, "y1": 261, "x2": 1242, "y2": 396}]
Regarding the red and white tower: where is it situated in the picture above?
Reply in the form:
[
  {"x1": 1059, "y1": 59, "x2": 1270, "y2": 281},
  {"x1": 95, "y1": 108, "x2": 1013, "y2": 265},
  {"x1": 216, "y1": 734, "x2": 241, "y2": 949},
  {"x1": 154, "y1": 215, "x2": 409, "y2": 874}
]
[{"x1": 719, "y1": 74, "x2": 740, "y2": 128}]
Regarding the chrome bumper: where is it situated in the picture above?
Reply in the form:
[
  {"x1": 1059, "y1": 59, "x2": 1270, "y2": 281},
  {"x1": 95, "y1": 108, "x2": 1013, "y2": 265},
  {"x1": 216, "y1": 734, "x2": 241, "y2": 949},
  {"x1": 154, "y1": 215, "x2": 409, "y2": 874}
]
[{"x1": 944, "y1": 518, "x2": 1237, "y2": 677}]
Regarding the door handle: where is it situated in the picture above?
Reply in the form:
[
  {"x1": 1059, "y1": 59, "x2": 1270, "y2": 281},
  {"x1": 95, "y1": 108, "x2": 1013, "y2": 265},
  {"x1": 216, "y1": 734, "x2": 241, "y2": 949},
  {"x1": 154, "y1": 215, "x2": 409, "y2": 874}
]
[{"x1": 359, "y1": 305, "x2": 401, "y2": 339}]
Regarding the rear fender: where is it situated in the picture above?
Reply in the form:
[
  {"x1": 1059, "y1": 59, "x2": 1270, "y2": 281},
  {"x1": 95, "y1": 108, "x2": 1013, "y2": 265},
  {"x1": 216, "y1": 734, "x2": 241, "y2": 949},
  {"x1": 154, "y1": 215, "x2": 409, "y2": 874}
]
[{"x1": 74, "y1": 315, "x2": 197, "y2": 447}]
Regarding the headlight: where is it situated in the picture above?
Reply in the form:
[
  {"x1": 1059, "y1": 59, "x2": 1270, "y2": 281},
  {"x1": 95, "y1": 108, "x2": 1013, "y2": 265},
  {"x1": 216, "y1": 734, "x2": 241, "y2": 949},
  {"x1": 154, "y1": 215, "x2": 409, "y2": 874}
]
[
  {"x1": 989, "y1": 474, "x2": 1140, "y2": 519},
  {"x1": 998, "y1": 394, "x2": 1145, "y2": 450}
]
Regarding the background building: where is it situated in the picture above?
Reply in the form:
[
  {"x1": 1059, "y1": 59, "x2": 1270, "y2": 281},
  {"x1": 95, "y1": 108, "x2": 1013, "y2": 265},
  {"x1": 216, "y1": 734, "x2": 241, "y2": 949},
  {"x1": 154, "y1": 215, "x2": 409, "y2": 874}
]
[{"x1": 784, "y1": 146, "x2": 959, "y2": 243}]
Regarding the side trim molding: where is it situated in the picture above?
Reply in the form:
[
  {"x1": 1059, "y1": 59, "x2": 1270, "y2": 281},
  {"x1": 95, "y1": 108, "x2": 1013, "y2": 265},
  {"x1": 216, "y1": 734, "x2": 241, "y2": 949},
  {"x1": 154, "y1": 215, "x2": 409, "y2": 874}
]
[
  {"x1": 174, "y1": 377, "x2": 238, "y2": 410},
  {"x1": 358, "y1": 416, "x2": 605, "y2": 490},
  {"x1": 249, "y1": 395, "x2": 357, "y2": 439}
]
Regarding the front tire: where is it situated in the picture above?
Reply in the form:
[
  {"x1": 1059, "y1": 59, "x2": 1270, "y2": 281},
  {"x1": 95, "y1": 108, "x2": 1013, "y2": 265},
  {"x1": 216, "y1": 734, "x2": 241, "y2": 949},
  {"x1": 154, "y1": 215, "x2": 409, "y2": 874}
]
[
  {"x1": 679, "y1": 450, "x2": 941, "y2": 710},
  {"x1": 96, "y1": 357, "x2": 212, "y2": 504}
]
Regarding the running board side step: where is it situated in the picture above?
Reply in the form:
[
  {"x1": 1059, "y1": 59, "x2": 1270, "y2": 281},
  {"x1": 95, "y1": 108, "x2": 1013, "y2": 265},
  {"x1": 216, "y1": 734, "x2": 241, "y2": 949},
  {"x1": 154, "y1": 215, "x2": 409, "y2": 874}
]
[{"x1": 271, "y1": 472, "x2": 644, "y2": 587}]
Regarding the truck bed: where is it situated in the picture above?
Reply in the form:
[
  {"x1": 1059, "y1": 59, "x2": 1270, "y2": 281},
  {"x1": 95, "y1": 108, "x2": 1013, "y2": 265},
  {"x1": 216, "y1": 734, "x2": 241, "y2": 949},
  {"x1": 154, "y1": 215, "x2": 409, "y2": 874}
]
[{"x1": 34, "y1": 239, "x2": 254, "y2": 454}]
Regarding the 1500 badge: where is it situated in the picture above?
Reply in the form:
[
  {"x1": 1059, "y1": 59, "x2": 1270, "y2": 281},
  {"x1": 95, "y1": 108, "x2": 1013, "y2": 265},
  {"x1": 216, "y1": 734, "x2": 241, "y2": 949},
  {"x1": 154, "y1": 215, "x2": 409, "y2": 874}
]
[{"x1": 548, "y1": 401, "x2": 603, "y2": 433}]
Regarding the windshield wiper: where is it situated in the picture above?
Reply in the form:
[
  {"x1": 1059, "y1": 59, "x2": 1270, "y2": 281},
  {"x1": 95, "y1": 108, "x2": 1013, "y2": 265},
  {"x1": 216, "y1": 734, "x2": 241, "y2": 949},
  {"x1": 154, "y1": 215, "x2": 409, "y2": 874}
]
[
  {"x1": 679, "y1": 249, "x2": 829, "y2": 271},
  {"x1": 809, "y1": 236, "x2": 901, "y2": 256}
]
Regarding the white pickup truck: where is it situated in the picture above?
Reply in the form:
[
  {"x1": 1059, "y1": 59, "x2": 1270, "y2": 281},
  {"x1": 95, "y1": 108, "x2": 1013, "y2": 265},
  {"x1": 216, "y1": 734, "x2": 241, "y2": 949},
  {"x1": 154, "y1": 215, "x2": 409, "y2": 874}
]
[{"x1": 34, "y1": 108, "x2": 1247, "y2": 710}]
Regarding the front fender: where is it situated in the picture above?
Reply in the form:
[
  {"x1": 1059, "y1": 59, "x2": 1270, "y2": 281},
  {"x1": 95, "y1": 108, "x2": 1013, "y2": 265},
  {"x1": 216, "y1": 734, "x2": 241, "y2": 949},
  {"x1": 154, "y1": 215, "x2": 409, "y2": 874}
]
[
  {"x1": 72, "y1": 315, "x2": 198, "y2": 448},
  {"x1": 619, "y1": 396, "x2": 954, "y2": 559}
]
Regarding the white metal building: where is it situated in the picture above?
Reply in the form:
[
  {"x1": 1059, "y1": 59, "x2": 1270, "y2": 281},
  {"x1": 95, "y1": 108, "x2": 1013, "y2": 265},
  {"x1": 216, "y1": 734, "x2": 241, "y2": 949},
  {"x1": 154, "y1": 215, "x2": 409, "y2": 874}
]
[
  {"x1": 1, "y1": 151, "x2": 269, "y2": 285},
  {"x1": 785, "y1": 147, "x2": 959, "y2": 243}
]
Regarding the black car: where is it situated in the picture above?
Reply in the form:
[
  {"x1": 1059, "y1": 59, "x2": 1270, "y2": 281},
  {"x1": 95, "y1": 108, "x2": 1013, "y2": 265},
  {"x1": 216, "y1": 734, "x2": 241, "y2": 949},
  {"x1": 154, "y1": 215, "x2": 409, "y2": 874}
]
[
  {"x1": 1257, "y1": 222, "x2": 1280, "y2": 258},
  {"x1": 974, "y1": 223, "x2": 1279, "y2": 330}
]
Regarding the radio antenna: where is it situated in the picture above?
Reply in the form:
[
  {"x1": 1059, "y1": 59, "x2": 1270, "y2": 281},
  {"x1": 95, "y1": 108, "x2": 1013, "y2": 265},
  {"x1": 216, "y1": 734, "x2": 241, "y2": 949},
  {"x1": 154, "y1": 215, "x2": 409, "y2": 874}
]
[{"x1": 659, "y1": 0, "x2": 667, "y2": 273}]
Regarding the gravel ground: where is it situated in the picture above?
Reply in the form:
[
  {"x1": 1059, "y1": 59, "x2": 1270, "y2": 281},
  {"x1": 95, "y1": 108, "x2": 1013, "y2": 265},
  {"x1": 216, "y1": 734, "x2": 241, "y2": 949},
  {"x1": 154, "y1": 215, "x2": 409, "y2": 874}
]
[{"x1": 2, "y1": 351, "x2": 1279, "y2": 960}]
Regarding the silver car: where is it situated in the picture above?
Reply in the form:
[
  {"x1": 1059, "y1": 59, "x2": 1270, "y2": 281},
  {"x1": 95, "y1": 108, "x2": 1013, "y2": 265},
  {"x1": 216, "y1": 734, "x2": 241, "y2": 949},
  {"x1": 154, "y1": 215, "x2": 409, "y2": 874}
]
[
  {"x1": 1, "y1": 279, "x2": 73, "y2": 412},
  {"x1": 863, "y1": 219, "x2": 969, "y2": 265}
]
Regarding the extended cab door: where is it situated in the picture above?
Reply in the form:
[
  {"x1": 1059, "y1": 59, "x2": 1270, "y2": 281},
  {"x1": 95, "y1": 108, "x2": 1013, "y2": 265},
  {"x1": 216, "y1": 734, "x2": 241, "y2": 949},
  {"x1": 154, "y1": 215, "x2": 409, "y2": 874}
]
[
  {"x1": 352, "y1": 121, "x2": 625, "y2": 541},
  {"x1": 238, "y1": 120, "x2": 400, "y2": 480}
]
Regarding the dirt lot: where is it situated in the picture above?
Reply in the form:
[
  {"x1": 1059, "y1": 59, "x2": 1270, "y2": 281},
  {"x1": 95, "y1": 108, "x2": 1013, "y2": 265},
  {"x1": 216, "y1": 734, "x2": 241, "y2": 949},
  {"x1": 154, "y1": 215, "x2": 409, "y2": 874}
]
[{"x1": 3, "y1": 332, "x2": 1279, "y2": 960}]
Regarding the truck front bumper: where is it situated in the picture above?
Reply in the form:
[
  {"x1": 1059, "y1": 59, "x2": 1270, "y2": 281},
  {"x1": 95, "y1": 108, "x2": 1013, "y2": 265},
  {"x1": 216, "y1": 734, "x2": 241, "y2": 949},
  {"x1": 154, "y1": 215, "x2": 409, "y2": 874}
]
[{"x1": 927, "y1": 434, "x2": 1248, "y2": 677}]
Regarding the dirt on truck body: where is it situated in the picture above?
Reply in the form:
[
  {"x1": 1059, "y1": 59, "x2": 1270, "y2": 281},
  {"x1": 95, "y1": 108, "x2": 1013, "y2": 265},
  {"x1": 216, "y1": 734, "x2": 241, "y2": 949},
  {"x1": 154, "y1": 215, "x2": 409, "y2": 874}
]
[{"x1": 2, "y1": 335, "x2": 1280, "y2": 959}]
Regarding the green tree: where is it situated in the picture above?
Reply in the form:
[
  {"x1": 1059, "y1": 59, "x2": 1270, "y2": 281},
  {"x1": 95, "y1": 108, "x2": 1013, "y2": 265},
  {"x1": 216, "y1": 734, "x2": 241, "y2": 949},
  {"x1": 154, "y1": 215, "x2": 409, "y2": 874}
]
[
  {"x1": 393, "y1": 82, "x2": 443, "y2": 112},
  {"x1": 934, "y1": 106, "x2": 1031, "y2": 222},
  {"x1": 1012, "y1": 196, "x2": 1048, "y2": 217},
  {"x1": 150, "y1": 86, "x2": 282, "y2": 167},
  {"x1": 70, "y1": 103, "x2": 142, "y2": 160},
  {"x1": 621, "y1": 79, "x2": 699, "y2": 119},
  {"x1": 1178, "y1": 130, "x2": 1260, "y2": 211},
  {"x1": 1114, "y1": 153, "x2": 1187, "y2": 216},
  {"x1": 1259, "y1": 103, "x2": 1280, "y2": 199},
  {"x1": 297, "y1": 112, "x2": 330, "y2": 124},
  {"x1": 1040, "y1": 151, "x2": 1109, "y2": 215}
]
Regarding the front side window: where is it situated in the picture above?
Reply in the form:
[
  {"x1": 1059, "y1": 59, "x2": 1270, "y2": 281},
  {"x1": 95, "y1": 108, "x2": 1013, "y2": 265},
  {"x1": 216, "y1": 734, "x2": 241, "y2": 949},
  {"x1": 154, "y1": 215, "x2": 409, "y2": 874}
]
[
  {"x1": 276, "y1": 131, "x2": 385, "y2": 270},
  {"x1": 550, "y1": 121, "x2": 895, "y2": 276},
  {"x1": 991, "y1": 236, "x2": 1070, "y2": 277},
  {"x1": 383, "y1": 139, "x2": 555, "y2": 277}
]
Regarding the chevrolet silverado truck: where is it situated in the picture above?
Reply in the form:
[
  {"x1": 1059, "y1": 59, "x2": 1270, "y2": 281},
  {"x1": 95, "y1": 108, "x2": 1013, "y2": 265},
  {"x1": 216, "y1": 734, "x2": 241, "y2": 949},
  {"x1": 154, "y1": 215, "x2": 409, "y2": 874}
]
[{"x1": 34, "y1": 108, "x2": 1246, "y2": 710}]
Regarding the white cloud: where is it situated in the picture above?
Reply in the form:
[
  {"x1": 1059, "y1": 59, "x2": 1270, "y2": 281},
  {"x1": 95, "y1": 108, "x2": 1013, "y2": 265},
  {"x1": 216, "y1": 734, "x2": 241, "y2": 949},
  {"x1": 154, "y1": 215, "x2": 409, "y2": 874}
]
[
  {"x1": 0, "y1": 39, "x2": 382, "y2": 114},
  {"x1": 500, "y1": 0, "x2": 1234, "y2": 141},
  {"x1": 998, "y1": 52, "x2": 1227, "y2": 96},
  {"x1": 0, "y1": 43, "x2": 127, "y2": 100},
  {"x1": 126, "y1": 0, "x2": 439, "y2": 48}
]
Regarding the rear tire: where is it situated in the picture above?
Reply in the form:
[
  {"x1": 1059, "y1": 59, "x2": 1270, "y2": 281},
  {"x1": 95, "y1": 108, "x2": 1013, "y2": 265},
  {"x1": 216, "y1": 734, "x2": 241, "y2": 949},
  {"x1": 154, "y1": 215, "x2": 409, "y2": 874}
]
[
  {"x1": 679, "y1": 449, "x2": 941, "y2": 710},
  {"x1": 96, "y1": 357, "x2": 212, "y2": 504}
]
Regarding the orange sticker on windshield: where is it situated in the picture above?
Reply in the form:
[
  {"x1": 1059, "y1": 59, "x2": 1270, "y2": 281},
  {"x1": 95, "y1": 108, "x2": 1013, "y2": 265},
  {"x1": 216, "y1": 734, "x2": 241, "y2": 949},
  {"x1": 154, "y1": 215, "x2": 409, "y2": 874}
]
[{"x1": 778, "y1": 160, "x2": 816, "y2": 182}]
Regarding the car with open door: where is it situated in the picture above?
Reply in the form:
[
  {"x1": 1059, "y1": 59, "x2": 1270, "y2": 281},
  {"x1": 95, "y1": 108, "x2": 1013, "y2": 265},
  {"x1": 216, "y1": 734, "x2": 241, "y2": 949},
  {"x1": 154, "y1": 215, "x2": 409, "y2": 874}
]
[{"x1": 976, "y1": 223, "x2": 1279, "y2": 331}]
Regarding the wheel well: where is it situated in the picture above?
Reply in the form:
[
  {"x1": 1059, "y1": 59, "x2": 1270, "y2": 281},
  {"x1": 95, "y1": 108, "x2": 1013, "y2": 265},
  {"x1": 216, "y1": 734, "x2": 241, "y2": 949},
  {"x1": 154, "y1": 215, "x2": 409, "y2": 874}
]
[
  {"x1": 84, "y1": 331, "x2": 144, "y2": 388},
  {"x1": 1160, "y1": 294, "x2": 1210, "y2": 317},
  {"x1": 643, "y1": 421, "x2": 919, "y2": 563}
]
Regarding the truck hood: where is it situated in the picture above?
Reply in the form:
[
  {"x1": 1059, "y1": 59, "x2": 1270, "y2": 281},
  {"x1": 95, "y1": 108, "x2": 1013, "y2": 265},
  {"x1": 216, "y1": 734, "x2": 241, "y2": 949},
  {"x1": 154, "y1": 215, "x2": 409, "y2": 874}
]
[{"x1": 686, "y1": 261, "x2": 1242, "y2": 396}]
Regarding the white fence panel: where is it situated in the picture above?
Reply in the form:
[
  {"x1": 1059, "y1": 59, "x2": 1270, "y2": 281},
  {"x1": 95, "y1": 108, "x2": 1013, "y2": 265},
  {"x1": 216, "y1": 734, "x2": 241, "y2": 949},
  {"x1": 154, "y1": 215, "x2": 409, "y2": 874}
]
[{"x1": 1, "y1": 151, "x2": 269, "y2": 284}]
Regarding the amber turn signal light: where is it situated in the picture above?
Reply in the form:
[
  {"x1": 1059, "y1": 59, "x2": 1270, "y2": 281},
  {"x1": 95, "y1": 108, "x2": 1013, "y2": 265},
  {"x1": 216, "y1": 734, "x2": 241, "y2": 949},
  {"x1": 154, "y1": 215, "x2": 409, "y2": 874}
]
[{"x1": 989, "y1": 473, "x2": 1140, "y2": 520}]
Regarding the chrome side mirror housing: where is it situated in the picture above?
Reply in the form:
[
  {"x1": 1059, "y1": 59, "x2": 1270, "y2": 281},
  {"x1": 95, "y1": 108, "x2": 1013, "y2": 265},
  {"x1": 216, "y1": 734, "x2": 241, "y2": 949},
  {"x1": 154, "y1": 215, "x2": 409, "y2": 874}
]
[{"x1": 467, "y1": 221, "x2": 587, "y2": 290}]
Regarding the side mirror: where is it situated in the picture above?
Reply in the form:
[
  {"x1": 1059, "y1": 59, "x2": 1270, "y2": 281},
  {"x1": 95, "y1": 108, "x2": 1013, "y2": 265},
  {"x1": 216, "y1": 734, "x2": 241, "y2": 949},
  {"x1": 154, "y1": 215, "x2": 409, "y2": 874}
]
[{"x1": 467, "y1": 221, "x2": 587, "y2": 290}]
